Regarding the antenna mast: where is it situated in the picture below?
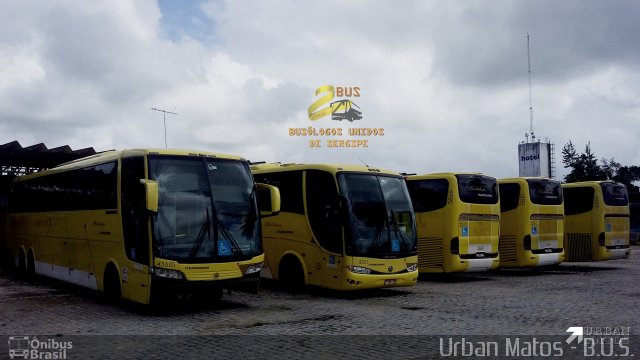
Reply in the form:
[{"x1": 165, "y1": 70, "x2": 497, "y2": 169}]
[
  {"x1": 151, "y1": 107, "x2": 177, "y2": 148},
  {"x1": 527, "y1": 33, "x2": 535, "y2": 142}
]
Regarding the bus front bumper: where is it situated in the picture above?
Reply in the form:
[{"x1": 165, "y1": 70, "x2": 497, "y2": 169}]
[
  {"x1": 343, "y1": 271, "x2": 418, "y2": 290},
  {"x1": 151, "y1": 271, "x2": 261, "y2": 299}
]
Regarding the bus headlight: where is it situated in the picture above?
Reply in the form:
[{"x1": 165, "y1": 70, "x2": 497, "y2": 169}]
[
  {"x1": 244, "y1": 262, "x2": 263, "y2": 275},
  {"x1": 406, "y1": 263, "x2": 418, "y2": 272},
  {"x1": 154, "y1": 268, "x2": 184, "y2": 280},
  {"x1": 347, "y1": 265, "x2": 372, "y2": 274}
]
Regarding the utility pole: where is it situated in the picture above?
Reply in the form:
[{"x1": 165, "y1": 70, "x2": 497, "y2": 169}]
[
  {"x1": 151, "y1": 107, "x2": 177, "y2": 148},
  {"x1": 527, "y1": 33, "x2": 535, "y2": 142}
]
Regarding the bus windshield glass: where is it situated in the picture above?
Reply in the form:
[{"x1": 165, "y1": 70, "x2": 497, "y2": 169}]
[
  {"x1": 527, "y1": 179, "x2": 563, "y2": 205},
  {"x1": 631, "y1": 204, "x2": 640, "y2": 231},
  {"x1": 456, "y1": 175, "x2": 498, "y2": 204},
  {"x1": 338, "y1": 173, "x2": 417, "y2": 258},
  {"x1": 149, "y1": 156, "x2": 260, "y2": 263},
  {"x1": 600, "y1": 183, "x2": 629, "y2": 206}
]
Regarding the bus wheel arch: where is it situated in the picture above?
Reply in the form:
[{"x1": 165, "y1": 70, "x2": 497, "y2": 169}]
[
  {"x1": 278, "y1": 253, "x2": 306, "y2": 289},
  {"x1": 103, "y1": 262, "x2": 122, "y2": 303}
]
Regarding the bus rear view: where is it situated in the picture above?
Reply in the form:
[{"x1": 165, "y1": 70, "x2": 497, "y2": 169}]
[
  {"x1": 498, "y1": 178, "x2": 565, "y2": 268},
  {"x1": 563, "y1": 181, "x2": 631, "y2": 261},
  {"x1": 406, "y1": 173, "x2": 500, "y2": 273}
]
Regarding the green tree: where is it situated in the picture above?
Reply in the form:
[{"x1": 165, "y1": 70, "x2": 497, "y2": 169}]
[
  {"x1": 562, "y1": 141, "x2": 605, "y2": 183},
  {"x1": 562, "y1": 141, "x2": 640, "y2": 201}
]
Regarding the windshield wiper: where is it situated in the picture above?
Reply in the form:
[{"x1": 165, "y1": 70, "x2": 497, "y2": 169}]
[
  {"x1": 369, "y1": 223, "x2": 384, "y2": 256},
  {"x1": 189, "y1": 207, "x2": 211, "y2": 258},
  {"x1": 215, "y1": 216, "x2": 244, "y2": 257},
  {"x1": 389, "y1": 209, "x2": 410, "y2": 253}
]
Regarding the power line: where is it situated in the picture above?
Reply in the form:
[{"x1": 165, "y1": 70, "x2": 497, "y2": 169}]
[{"x1": 151, "y1": 107, "x2": 177, "y2": 148}]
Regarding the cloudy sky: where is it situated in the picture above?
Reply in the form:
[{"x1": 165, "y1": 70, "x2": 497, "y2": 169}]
[{"x1": 1, "y1": 0, "x2": 638, "y2": 180}]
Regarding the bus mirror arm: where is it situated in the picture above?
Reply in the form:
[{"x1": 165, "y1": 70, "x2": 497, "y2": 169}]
[
  {"x1": 256, "y1": 183, "x2": 281, "y2": 218},
  {"x1": 140, "y1": 179, "x2": 159, "y2": 213}
]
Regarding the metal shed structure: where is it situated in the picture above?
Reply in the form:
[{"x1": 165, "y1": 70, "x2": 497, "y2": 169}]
[
  {"x1": 0, "y1": 140, "x2": 97, "y2": 176},
  {"x1": 0, "y1": 141, "x2": 97, "y2": 266}
]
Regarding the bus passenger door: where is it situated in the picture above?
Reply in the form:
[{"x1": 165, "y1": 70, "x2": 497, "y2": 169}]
[
  {"x1": 305, "y1": 170, "x2": 344, "y2": 287},
  {"x1": 120, "y1": 156, "x2": 151, "y2": 304}
]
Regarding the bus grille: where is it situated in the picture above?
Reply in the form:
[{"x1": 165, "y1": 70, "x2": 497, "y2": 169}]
[
  {"x1": 499, "y1": 235, "x2": 517, "y2": 263},
  {"x1": 186, "y1": 269, "x2": 241, "y2": 281},
  {"x1": 565, "y1": 233, "x2": 592, "y2": 262},
  {"x1": 418, "y1": 237, "x2": 442, "y2": 269}
]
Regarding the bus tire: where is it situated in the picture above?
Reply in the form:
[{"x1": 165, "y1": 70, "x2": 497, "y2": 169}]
[
  {"x1": 18, "y1": 248, "x2": 26, "y2": 275},
  {"x1": 26, "y1": 250, "x2": 35, "y2": 277},
  {"x1": 208, "y1": 288, "x2": 223, "y2": 303},
  {"x1": 278, "y1": 255, "x2": 304, "y2": 290},
  {"x1": 103, "y1": 265, "x2": 121, "y2": 304}
]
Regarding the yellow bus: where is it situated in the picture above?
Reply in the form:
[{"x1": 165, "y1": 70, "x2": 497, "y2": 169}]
[
  {"x1": 497, "y1": 178, "x2": 565, "y2": 268},
  {"x1": 562, "y1": 181, "x2": 631, "y2": 261},
  {"x1": 251, "y1": 163, "x2": 419, "y2": 290},
  {"x1": 405, "y1": 173, "x2": 500, "y2": 273},
  {"x1": 6, "y1": 149, "x2": 280, "y2": 304}
]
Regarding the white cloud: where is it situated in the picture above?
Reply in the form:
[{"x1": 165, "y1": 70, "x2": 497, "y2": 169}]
[{"x1": 0, "y1": 0, "x2": 638, "y2": 181}]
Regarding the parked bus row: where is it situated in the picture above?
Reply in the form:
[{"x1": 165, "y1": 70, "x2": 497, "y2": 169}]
[
  {"x1": 405, "y1": 174, "x2": 630, "y2": 273},
  {"x1": 1, "y1": 148, "x2": 632, "y2": 305}
]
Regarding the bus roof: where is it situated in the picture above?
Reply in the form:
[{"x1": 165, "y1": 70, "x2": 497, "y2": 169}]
[
  {"x1": 14, "y1": 148, "x2": 246, "y2": 182},
  {"x1": 250, "y1": 163, "x2": 401, "y2": 176},
  {"x1": 498, "y1": 177, "x2": 559, "y2": 183},
  {"x1": 405, "y1": 172, "x2": 491, "y2": 181},
  {"x1": 561, "y1": 180, "x2": 624, "y2": 188}
]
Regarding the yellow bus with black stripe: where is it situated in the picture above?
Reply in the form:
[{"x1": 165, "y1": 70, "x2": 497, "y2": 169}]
[
  {"x1": 405, "y1": 173, "x2": 500, "y2": 273},
  {"x1": 498, "y1": 177, "x2": 565, "y2": 268},
  {"x1": 6, "y1": 149, "x2": 280, "y2": 304},
  {"x1": 251, "y1": 163, "x2": 419, "y2": 290},
  {"x1": 562, "y1": 181, "x2": 630, "y2": 261}
]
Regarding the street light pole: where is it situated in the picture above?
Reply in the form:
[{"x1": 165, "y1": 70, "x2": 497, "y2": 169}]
[{"x1": 151, "y1": 107, "x2": 177, "y2": 148}]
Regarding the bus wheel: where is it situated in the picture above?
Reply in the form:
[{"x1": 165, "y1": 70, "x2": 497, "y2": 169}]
[
  {"x1": 103, "y1": 265, "x2": 122, "y2": 304},
  {"x1": 278, "y1": 256, "x2": 304, "y2": 290},
  {"x1": 212, "y1": 288, "x2": 223, "y2": 301},
  {"x1": 26, "y1": 250, "x2": 36, "y2": 277},
  {"x1": 17, "y1": 249, "x2": 26, "y2": 275}
]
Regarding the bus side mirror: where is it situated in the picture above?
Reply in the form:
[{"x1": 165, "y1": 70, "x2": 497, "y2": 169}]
[
  {"x1": 140, "y1": 179, "x2": 159, "y2": 213},
  {"x1": 257, "y1": 183, "x2": 280, "y2": 218}
]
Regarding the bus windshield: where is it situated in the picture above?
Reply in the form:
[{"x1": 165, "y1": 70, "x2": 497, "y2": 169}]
[
  {"x1": 600, "y1": 182, "x2": 629, "y2": 206},
  {"x1": 527, "y1": 179, "x2": 563, "y2": 205},
  {"x1": 338, "y1": 173, "x2": 417, "y2": 258},
  {"x1": 631, "y1": 204, "x2": 640, "y2": 231},
  {"x1": 456, "y1": 175, "x2": 498, "y2": 204},
  {"x1": 149, "y1": 156, "x2": 260, "y2": 263}
]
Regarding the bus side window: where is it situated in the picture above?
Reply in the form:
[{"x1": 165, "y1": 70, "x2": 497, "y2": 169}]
[
  {"x1": 564, "y1": 187, "x2": 595, "y2": 216},
  {"x1": 499, "y1": 183, "x2": 520, "y2": 212},
  {"x1": 306, "y1": 170, "x2": 342, "y2": 254},
  {"x1": 407, "y1": 179, "x2": 449, "y2": 212},
  {"x1": 121, "y1": 156, "x2": 150, "y2": 264}
]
